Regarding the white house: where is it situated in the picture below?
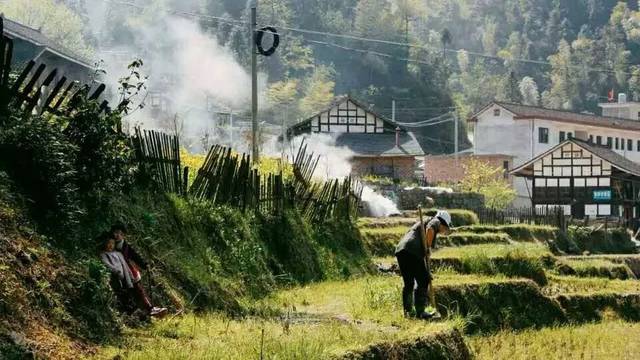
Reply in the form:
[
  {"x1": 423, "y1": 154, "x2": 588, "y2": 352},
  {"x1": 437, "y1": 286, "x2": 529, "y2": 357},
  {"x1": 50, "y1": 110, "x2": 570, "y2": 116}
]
[{"x1": 469, "y1": 96, "x2": 640, "y2": 207}]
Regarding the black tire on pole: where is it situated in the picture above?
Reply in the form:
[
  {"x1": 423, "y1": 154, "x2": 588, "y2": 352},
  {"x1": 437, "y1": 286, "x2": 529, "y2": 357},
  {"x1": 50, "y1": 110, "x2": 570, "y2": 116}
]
[{"x1": 256, "y1": 26, "x2": 280, "y2": 56}]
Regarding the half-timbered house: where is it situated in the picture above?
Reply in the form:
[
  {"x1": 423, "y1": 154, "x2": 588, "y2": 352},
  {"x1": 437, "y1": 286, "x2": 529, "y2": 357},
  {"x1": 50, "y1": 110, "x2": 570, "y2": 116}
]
[
  {"x1": 511, "y1": 138, "x2": 640, "y2": 221},
  {"x1": 287, "y1": 96, "x2": 425, "y2": 180}
]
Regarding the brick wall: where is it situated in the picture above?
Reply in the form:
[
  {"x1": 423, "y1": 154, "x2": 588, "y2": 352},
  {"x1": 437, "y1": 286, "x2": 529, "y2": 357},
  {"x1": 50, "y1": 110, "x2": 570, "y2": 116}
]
[
  {"x1": 351, "y1": 156, "x2": 416, "y2": 180},
  {"x1": 424, "y1": 154, "x2": 514, "y2": 185}
]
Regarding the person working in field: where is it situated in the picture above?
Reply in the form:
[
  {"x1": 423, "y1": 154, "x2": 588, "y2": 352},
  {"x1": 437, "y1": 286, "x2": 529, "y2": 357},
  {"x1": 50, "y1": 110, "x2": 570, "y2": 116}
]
[{"x1": 395, "y1": 210, "x2": 451, "y2": 319}]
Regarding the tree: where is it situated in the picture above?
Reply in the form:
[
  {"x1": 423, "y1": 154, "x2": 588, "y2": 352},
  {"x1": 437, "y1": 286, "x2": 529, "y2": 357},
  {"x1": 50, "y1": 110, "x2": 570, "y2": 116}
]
[
  {"x1": 519, "y1": 76, "x2": 540, "y2": 106},
  {"x1": 2, "y1": 0, "x2": 93, "y2": 58},
  {"x1": 482, "y1": 21, "x2": 498, "y2": 56},
  {"x1": 498, "y1": 71, "x2": 523, "y2": 103},
  {"x1": 459, "y1": 158, "x2": 516, "y2": 209},
  {"x1": 543, "y1": 40, "x2": 578, "y2": 110},
  {"x1": 299, "y1": 65, "x2": 335, "y2": 116}
]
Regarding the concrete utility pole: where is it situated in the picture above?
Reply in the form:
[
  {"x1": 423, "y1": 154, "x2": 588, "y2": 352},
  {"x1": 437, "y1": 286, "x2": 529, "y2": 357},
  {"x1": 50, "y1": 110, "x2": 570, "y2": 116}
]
[
  {"x1": 454, "y1": 113, "x2": 459, "y2": 163},
  {"x1": 251, "y1": 5, "x2": 259, "y2": 164},
  {"x1": 392, "y1": 99, "x2": 396, "y2": 123},
  {"x1": 229, "y1": 110, "x2": 234, "y2": 147}
]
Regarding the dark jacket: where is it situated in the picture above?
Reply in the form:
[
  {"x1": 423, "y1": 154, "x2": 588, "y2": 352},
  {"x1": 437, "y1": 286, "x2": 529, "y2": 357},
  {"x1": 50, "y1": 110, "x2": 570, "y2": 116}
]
[
  {"x1": 395, "y1": 218, "x2": 442, "y2": 258},
  {"x1": 115, "y1": 240, "x2": 148, "y2": 270}
]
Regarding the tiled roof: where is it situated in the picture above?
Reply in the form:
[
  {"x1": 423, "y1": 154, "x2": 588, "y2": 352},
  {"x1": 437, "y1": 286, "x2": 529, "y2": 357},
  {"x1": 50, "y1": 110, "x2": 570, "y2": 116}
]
[
  {"x1": 511, "y1": 138, "x2": 640, "y2": 177},
  {"x1": 574, "y1": 139, "x2": 640, "y2": 177},
  {"x1": 2, "y1": 16, "x2": 93, "y2": 68},
  {"x1": 472, "y1": 101, "x2": 640, "y2": 131},
  {"x1": 335, "y1": 132, "x2": 424, "y2": 157}
]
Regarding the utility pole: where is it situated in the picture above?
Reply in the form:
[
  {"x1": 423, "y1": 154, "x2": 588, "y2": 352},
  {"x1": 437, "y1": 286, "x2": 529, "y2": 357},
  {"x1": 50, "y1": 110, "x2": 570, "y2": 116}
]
[
  {"x1": 392, "y1": 99, "x2": 396, "y2": 123},
  {"x1": 454, "y1": 112, "x2": 459, "y2": 163},
  {"x1": 251, "y1": 5, "x2": 259, "y2": 164},
  {"x1": 229, "y1": 110, "x2": 234, "y2": 147}
]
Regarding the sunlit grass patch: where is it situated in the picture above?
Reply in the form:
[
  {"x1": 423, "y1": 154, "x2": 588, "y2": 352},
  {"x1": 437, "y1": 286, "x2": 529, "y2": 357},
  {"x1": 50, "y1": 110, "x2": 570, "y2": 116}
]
[
  {"x1": 432, "y1": 243, "x2": 551, "y2": 259},
  {"x1": 543, "y1": 274, "x2": 640, "y2": 296},
  {"x1": 468, "y1": 320, "x2": 640, "y2": 360},
  {"x1": 96, "y1": 313, "x2": 453, "y2": 360},
  {"x1": 555, "y1": 258, "x2": 635, "y2": 280},
  {"x1": 265, "y1": 274, "x2": 485, "y2": 326}
]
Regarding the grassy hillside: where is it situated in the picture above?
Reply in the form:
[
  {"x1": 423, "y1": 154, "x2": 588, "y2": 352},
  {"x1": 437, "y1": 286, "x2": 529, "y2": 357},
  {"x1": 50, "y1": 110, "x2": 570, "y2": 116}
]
[{"x1": 0, "y1": 171, "x2": 372, "y2": 359}]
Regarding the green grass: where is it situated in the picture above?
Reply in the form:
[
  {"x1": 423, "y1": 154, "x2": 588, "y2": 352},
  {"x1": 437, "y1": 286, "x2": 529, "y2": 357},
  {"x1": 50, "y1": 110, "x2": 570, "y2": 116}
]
[
  {"x1": 555, "y1": 258, "x2": 635, "y2": 280},
  {"x1": 265, "y1": 274, "x2": 491, "y2": 326},
  {"x1": 543, "y1": 274, "x2": 640, "y2": 296},
  {"x1": 94, "y1": 275, "x2": 467, "y2": 360},
  {"x1": 360, "y1": 227, "x2": 514, "y2": 257},
  {"x1": 432, "y1": 243, "x2": 552, "y2": 259},
  {"x1": 469, "y1": 320, "x2": 640, "y2": 360},
  {"x1": 455, "y1": 224, "x2": 558, "y2": 242},
  {"x1": 95, "y1": 313, "x2": 454, "y2": 360}
]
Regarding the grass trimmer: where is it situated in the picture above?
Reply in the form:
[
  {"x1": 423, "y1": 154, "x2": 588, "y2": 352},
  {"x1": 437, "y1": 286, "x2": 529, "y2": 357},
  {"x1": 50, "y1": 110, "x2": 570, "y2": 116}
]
[{"x1": 418, "y1": 206, "x2": 441, "y2": 319}]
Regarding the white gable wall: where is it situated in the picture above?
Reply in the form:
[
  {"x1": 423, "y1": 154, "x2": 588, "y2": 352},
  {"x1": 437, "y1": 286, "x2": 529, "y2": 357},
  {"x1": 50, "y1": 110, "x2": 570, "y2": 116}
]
[
  {"x1": 473, "y1": 104, "x2": 535, "y2": 207},
  {"x1": 310, "y1": 100, "x2": 385, "y2": 134}
]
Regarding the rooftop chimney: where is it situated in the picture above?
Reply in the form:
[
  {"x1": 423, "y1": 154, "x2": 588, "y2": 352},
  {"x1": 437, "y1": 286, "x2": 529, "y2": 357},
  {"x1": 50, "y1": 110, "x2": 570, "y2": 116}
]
[
  {"x1": 619, "y1": 93, "x2": 627, "y2": 103},
  {"x1": 395, "y1": 127, "x2": 401, "y2": 147}
]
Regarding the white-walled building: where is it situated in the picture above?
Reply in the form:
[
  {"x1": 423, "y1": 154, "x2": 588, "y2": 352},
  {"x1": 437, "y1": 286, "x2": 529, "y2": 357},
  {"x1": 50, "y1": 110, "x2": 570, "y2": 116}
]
[{"x1": 470, "y1": 98, "x2": 640, "y2": 207}]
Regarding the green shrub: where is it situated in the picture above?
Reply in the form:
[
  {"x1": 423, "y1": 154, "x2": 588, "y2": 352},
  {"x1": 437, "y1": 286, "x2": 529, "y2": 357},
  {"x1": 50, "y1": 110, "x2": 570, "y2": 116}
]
[
  {"x1": 424, "y1": 209, "x2": 479, "y2": 226},
  {"x1": 566, "y1": 226, "x2": 636, "y2": 254},
  {"x1": 78, "y1": 191, "x2": 373, "y2": 312}
]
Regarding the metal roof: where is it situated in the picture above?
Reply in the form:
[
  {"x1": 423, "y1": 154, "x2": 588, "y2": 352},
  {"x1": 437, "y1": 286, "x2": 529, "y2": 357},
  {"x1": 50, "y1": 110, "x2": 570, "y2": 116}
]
[
  {"x1": 470, "y1": 101, "x2": 640, "y2": 131},
  {"x1": 2, "y1": 16, "x2": 93, "y2": 69},
  {"x1": 334, "y1": 132, "x2": 424, "y2": 157}
]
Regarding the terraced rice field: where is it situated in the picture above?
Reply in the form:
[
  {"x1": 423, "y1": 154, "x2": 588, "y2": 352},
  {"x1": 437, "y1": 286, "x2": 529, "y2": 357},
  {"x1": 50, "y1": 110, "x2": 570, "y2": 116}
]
[{"x1": 94, "y1": 216, "x2": 640, "y2": 359}]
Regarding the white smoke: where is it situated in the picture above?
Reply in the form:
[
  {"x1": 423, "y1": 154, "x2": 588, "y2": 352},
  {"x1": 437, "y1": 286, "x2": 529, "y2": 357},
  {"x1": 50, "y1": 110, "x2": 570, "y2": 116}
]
[
  {"x1": 361, "y1": 187, "x2": 401, "y2": 217},
  {"x1": 288, "y1": 133, "x2": 354, "y2": 180},
  {"x1": 286, "y1": 133, "x2": 400, "y2": 217},
  {"x1": 85, "y1": 2, "x2": 267, "y2": 153}
]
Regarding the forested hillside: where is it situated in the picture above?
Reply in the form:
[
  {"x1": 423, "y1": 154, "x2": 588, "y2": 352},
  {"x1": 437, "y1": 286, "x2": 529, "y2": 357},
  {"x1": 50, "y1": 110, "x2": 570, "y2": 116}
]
[{"x1": 5, "y1": 0, "x2": 640, "y2": 152}]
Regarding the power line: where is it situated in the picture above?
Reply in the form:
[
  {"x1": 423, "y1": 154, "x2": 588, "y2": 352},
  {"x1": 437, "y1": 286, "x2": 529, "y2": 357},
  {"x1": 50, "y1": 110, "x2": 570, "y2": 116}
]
[
  {"x1": 397, "y1": 117, "x2": 454, "y2": 128},
  {"x1": 99, "y1": 0, "x2": 635, "y2": 77}
]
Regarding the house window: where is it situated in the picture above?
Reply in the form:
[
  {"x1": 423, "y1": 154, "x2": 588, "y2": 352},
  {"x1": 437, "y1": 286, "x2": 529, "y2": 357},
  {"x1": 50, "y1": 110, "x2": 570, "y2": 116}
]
[
  {"x1": 637, "y1": 140, "x2": 640, "y2": 151},
  {"x1": 568, "y1": 132, "x2": 573, "y2": 139},
  {"x1": 589, "y1": 135, "x2": 594, "y2": 143},
  {"x1": 615, "y1": 138, "x2": 620, "y2": 149},
  {"x1": 596, "y1": 135, "x2": 602, "y2": 145},
  {"x1": 538, "y1": 127, "x2": 549, "y2": 143},
  {"x1": 494, "y1": 108, "x2": 501, "y2": 116},
  {"x1": 607, "y1": 137, "x2": 613, "y2": 148},
  {"x1": 503, "y1": 161, "x2": 509, "y2": 179},
  {"x1": 628, "y1": 139, "x2": 633, "y2": 151},
  {"x1": 559, "y1": 131, "x2": 566, "y2": 142}
]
